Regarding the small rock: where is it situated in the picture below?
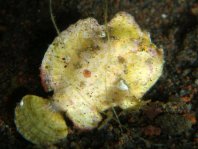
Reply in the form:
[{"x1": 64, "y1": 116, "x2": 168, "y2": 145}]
[
  {"x1": 183, "y1": 113, "x2": 197, "y2": 125},
  {"x1": 176, "y1": 49, "x2": 197, "y2": 67},
  {"x1": 143, "y1": 125, "x2": 161, "y2": 136},
  {"x1": 195, "y1": 79, "x2": 198, "y2": 85},
  {"x1": 191, "y1": 4, "x2": 198, "y2": 16},
  {"x1": 180, "y1": 89, "x2": 189, "y2": 96},
  {"x1": 161, "y1": 13, "x2": 167, "y2": 19},
  {"x1": 182, "y1": 69, "x2": 191, "y2": 76}
]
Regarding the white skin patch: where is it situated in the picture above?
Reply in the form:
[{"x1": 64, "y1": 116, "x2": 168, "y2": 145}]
[
  {"x1": 117, "y1": 80, "x2": 129, "y2": 91},
  {"x1": 99, "y1": 31, "x2": 106, "y2": 38},
  {"x1": 20, "y1": 100, "x2": 24, "y2": 106},
  {"x1": 131, "y1": 40, "x2": 139, "y2": 52},
  {"x1": 63, "y1": 56, "x2": 71, "y2": 63}
]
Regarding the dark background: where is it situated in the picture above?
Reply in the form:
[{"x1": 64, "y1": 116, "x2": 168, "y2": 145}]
[{"x1": 0, "y1": 0, "x2": 197, "y2": 148}]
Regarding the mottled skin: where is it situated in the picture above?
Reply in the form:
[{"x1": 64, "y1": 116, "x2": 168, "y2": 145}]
[
  {"x1": 15, "y1": 12, "x2": 164, "y2": 144},
  {"x1": 41, "y1": 12, "x2": 163, "y2": 129}
]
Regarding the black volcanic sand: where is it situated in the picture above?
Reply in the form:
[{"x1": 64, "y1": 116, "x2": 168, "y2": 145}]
[{"x1": 0, "y1": 0, "x2": 197, "y2": 148}]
